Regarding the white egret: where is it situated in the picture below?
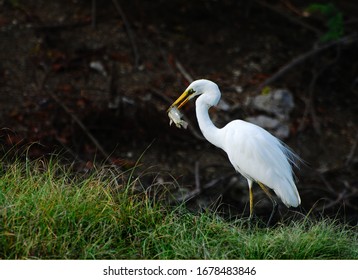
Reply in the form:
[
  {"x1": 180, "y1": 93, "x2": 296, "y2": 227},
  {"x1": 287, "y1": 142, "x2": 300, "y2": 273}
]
[{"x1": 168, "y1": 79, "x2": 301, "y2": 224}]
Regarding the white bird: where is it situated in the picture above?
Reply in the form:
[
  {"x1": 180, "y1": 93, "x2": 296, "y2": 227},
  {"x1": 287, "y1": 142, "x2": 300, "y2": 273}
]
[{"x1": 168, "y1": 79, "x2": 301, "y2": 224}]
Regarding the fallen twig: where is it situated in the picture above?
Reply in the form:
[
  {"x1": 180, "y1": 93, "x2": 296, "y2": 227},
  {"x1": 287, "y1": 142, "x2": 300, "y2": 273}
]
[
  {"x1": 194, "y1": 161, "x2": 201, "y2": 192},
  {"x1": 345, "y1": 131, "x2": 358, "y2": 166},
  {"x1": 315, "y1": 189, "x2": 348, "y2": 212},
  {"x1": 175, "y1": 60, "x2": 193, "y2": 83},
  {"x1": 178, "y1": 172, "x2": 237, "y2": 203},
  {"x1": 34, "y1": 67, "x2": 112, "y2": 164},
  {"x1": 49, "y1": 92, "x2": 112, "y2": 162}
]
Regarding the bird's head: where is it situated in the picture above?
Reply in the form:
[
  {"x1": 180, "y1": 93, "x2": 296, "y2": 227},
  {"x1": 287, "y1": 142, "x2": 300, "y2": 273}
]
[{"x1": 168, "y1": 79, "x2": 220, "y2": 110}]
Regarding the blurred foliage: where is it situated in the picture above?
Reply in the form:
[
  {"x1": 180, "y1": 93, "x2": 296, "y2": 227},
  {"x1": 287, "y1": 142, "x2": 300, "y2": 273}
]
[
  {"x1": 4, "y1": 0, "x2": 20, "y2": 7},
  {"x1": 306, "y1": 3, "x2": 344, "y2": 42}
]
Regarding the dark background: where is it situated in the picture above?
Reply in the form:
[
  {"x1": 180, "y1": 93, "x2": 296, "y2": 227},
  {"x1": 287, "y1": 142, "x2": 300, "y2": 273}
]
[{"x1": 0, "y1": 0, "x2": 357, "y2": 223}]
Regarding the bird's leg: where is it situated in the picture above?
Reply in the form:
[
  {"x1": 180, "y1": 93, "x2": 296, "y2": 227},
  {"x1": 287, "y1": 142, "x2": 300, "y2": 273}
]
[
  {"x1": 248, "y1": 180, "x2": 254, "y2": 220},
  {"x1": 258, "y1": 182, "x2": 278, "y2": 227},
  {"x1": 249, "y1": 185, "x2": 254, "y2": 219}
]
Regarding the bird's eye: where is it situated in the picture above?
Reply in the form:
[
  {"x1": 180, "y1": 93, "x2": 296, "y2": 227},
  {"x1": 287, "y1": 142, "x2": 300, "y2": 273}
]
[{"x1": 188, "y1": 88, "x2": 195, "y2": 95}]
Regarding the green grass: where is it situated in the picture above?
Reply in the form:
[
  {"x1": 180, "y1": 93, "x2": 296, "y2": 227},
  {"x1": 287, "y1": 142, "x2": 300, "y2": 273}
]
[{"x1": 0, "y1": 158, "x2": 357, "y2": 259}]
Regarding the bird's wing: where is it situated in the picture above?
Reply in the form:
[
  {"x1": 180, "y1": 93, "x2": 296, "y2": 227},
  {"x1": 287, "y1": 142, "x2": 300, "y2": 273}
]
[{"x1": 221, "y1": 120, "x2": 300, "y2": 207}]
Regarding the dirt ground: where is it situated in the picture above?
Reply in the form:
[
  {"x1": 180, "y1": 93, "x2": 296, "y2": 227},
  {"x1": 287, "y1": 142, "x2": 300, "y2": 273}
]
[{"x1": 1, "y1": 0, "x2": 357, "y2": 223}]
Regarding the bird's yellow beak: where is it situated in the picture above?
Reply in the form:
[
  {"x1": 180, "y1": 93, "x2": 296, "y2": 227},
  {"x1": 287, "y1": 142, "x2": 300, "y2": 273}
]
[{"x1": 167, "y1": 89, "x2": 191, "y2": 112}]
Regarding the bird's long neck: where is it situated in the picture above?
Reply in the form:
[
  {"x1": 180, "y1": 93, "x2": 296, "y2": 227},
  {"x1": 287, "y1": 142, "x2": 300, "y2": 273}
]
[{"x1": 195, "y1": 100, "x2": 223, "y2": 149}]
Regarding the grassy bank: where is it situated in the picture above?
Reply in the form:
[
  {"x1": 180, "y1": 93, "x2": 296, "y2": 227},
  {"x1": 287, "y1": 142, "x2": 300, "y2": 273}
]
[{"x1": 0, "y1": 158, "x2": 357, "y2": 259}]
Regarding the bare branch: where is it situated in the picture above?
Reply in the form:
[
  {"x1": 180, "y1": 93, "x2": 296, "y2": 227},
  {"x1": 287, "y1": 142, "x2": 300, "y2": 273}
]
[
  {"x1": 49, "y1": 92, "x2": 112, "y2": 162},
  {"x1": 34, "y1": 67, "x2": 112, "y2": 164},
  {"x1": 254, "y1": 0, "x2": 322, "y2": 35},
  {"x1": 345, "y1": 131, "x2": 358, "y2": 166},
  {"x1": 111, "y1": 0, "x2": 140, "y2": 69},
  {"x1": 91, "y1": 0, "x2": 97, "y2": 28},
  {"x1": 259, "y1": 34, "x2": 358, "y2": 89},
  {"x1": 194, "y1": 161, "x2": 201, "y2": 192},
  {"x1": 175, "y1": 60, "x2": 194, "y2": 83},
  {"x1": 178, "y1": 172, "x2": 237, "y2": 204}
]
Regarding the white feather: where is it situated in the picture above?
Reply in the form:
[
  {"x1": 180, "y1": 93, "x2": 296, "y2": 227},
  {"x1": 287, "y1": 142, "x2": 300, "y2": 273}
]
[{"x1": 191, "y1": 79, "x2": 301, "y2": 208}]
